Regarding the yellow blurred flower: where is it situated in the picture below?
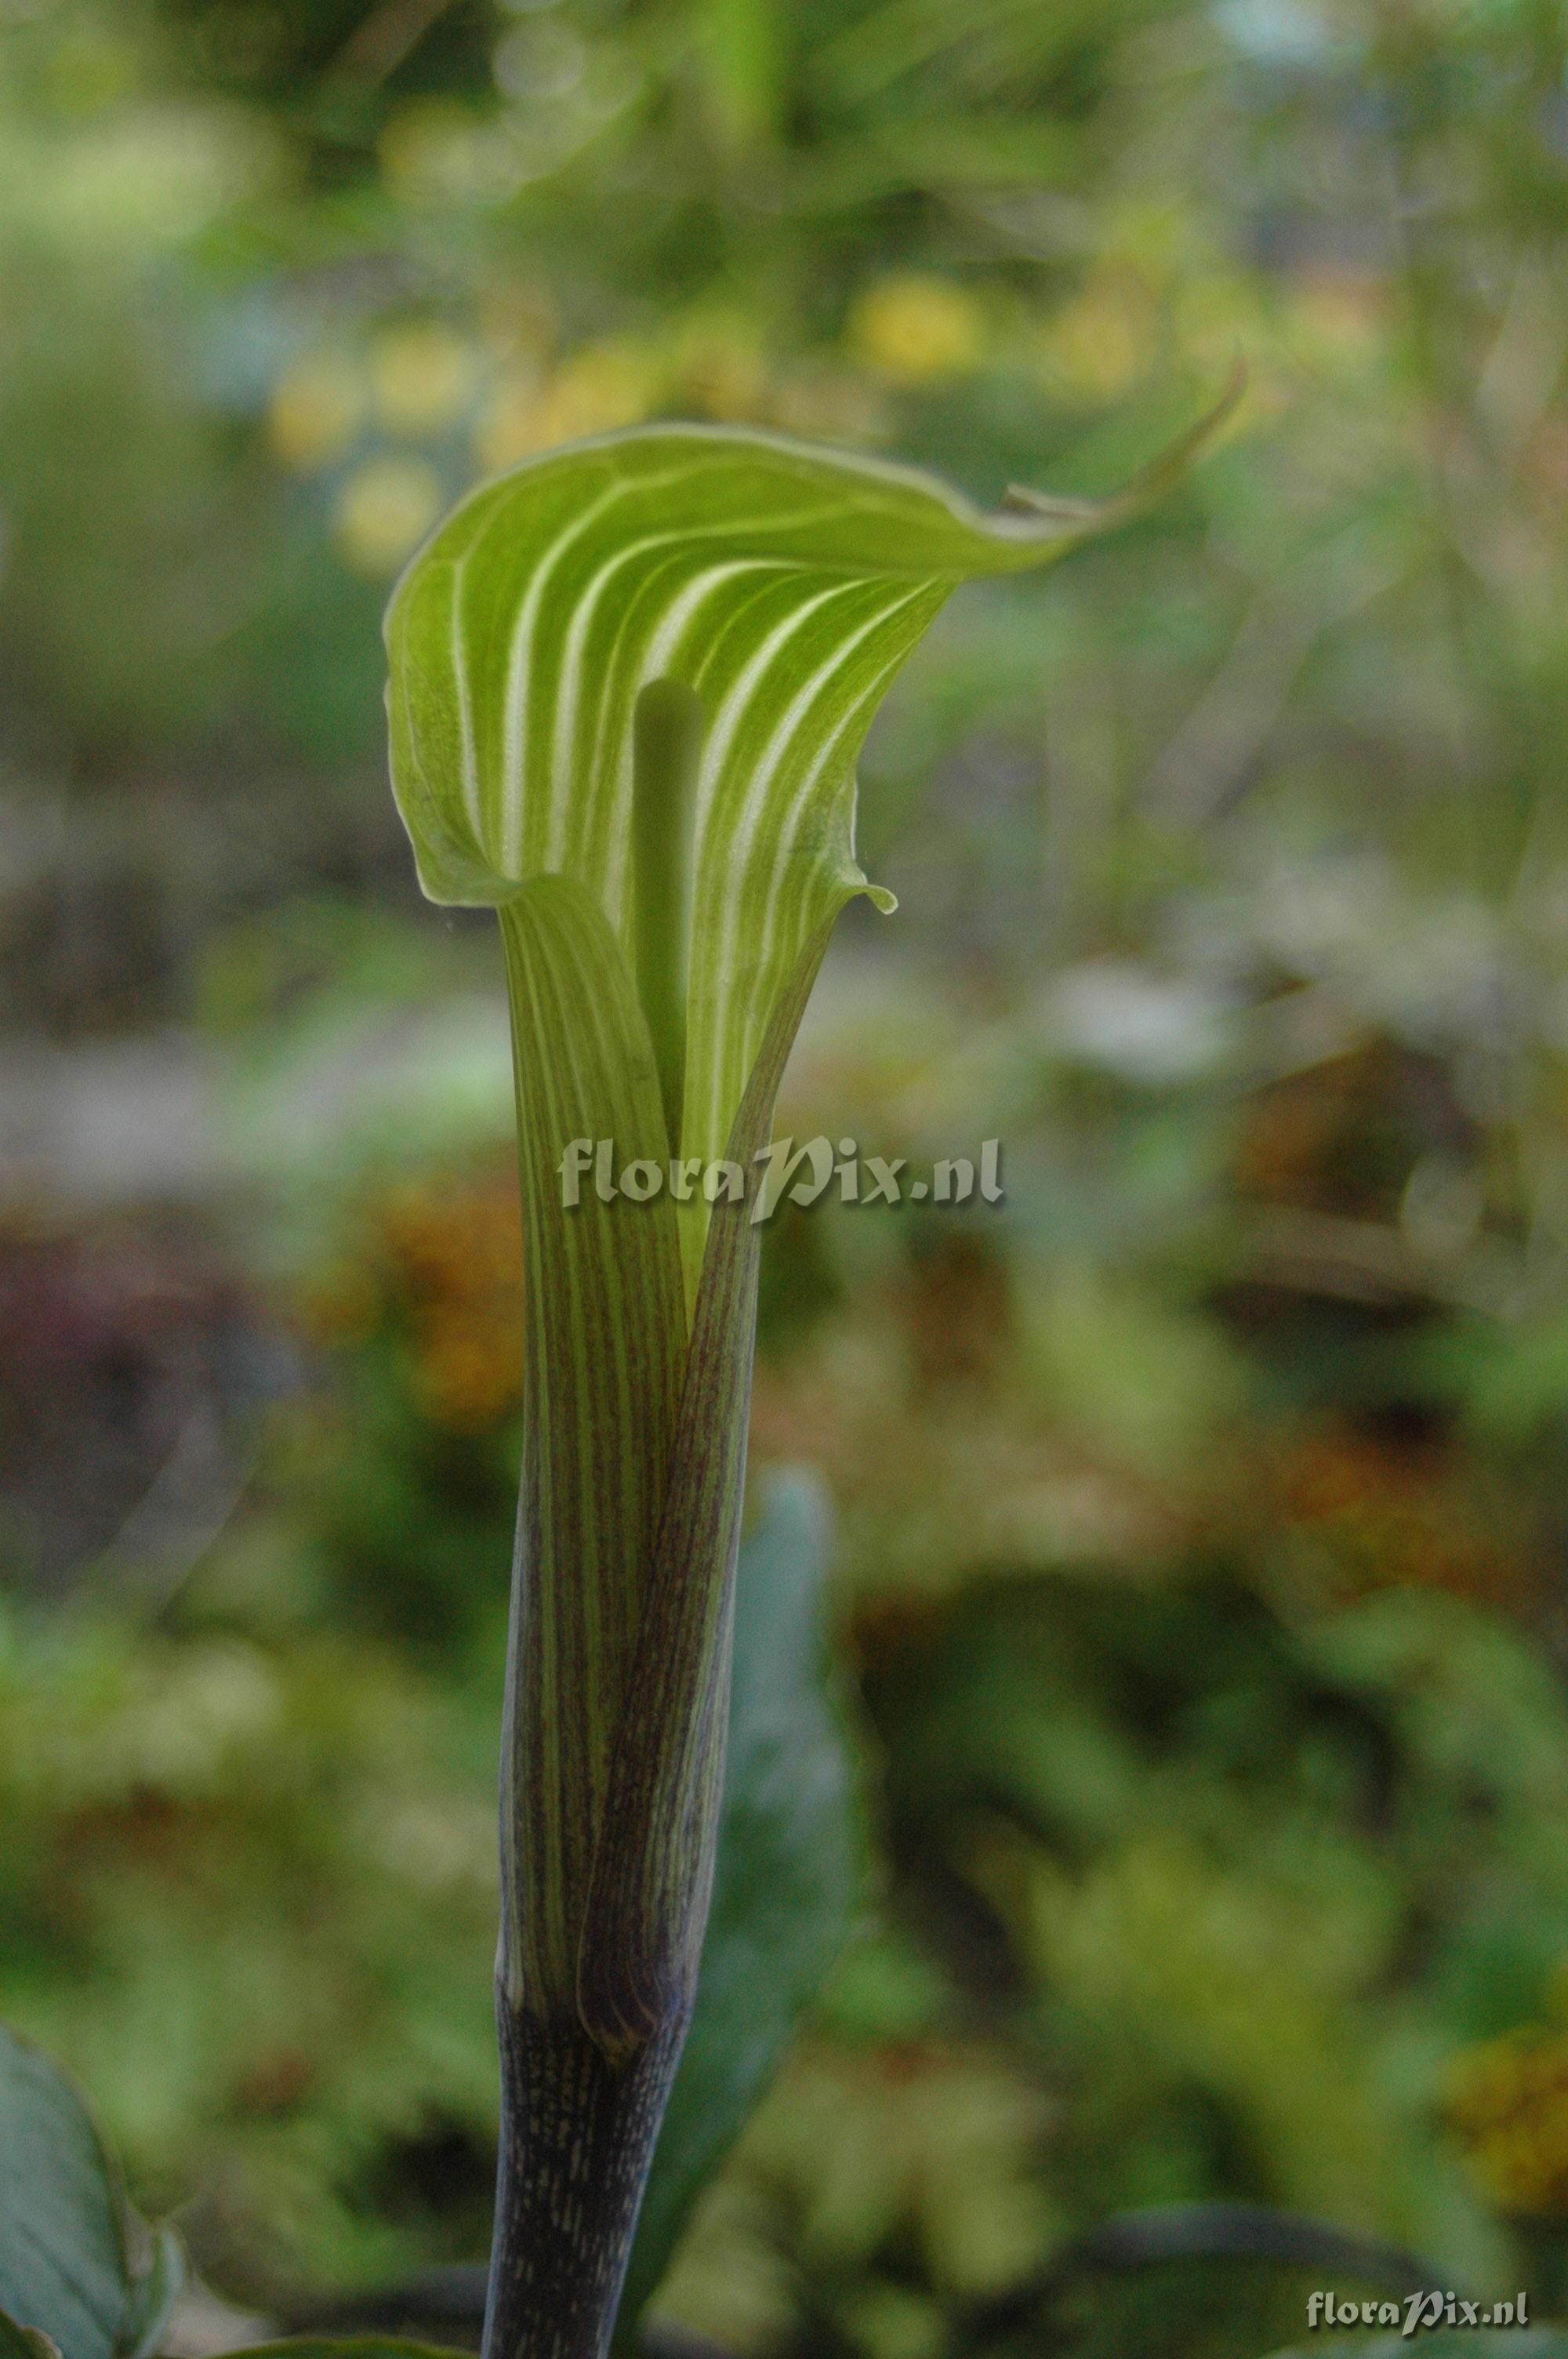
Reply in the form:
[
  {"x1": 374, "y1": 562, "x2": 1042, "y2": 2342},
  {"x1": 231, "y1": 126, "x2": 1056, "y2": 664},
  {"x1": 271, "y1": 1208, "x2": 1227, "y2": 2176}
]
[
  {"x1": 768, "y1": 362, "x2": 889, "y2": 446},
  {"x1": 1040, "y1": 266, "x2": 1159, "y2": 403},
  {"x1": 848, "y1": 274, "x2": 986, "y2": 383},
  {"x1": 368, "y1": 323, "x2": 478, "y2": 438},
  {"x1": 538, "y1": 343, "x2": 659, "y2": 441},
  {"x1": 267, "y1": 352, "x2": 365, "y2": 473},
  {"x1": 474, "y1": 342, "x2": 655, "y2": 472},
  {"x1": 332, "y1": 456, "x2": 444, "y2": 576},
  {"x1": 673, "y1": 320, "x2": 770, "y2": 421},
  {"x1": 472, "y1": 365, "x2": 550, "y2": 474},
  {"x1": 1447, "y1": 2029, "x2": 1568, "y2": 2217}
]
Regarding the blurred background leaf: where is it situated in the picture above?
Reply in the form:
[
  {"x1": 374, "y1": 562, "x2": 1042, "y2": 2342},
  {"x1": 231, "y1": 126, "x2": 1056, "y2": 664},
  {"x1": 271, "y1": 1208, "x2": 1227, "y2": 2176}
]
[
  {"x1": 618, "y1": 1470, "x2": 869, "y2": 2340},
  {"x1": 0, "y1": 2025, "x2": 184, "y2": 2359}
]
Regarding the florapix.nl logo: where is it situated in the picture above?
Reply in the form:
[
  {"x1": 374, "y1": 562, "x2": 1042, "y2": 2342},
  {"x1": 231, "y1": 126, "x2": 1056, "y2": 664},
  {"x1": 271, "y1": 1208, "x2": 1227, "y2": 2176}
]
[{"x1": 557, "y1": 1136, "x2": 1004, "y2": 1222}]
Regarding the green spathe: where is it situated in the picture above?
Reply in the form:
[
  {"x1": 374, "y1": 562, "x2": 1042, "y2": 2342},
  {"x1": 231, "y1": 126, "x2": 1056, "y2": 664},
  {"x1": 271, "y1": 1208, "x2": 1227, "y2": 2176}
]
[
  {"x1": 383, "y1": 405, "x2": 1232, "y2": 2359},
  {"x1": 385, "y1": 416, "x2": 1225, "y2": 1288}
]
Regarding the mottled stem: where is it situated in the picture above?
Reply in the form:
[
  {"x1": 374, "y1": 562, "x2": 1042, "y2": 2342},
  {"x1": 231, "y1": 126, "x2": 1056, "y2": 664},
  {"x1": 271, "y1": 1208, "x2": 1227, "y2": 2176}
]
[{"x1": 481, "y1": 2001, "x2": 688, "y2": 2359}]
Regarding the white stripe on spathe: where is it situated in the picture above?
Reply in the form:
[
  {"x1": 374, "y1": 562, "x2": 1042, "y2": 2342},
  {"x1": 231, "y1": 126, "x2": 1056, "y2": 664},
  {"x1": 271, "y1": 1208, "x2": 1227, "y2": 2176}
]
[
  {"x1": 496, "y1": 481, "x2": 629, "y2": 869},
  {"x1": 693, "y1": 583, "x2": 929, "y2": 1147},
  {"x1": 545, "y1": 547, "x2": 786, "y2": 875},
  {"x1": 449, "y1": 553, "x2": 482, "y2": 840}
]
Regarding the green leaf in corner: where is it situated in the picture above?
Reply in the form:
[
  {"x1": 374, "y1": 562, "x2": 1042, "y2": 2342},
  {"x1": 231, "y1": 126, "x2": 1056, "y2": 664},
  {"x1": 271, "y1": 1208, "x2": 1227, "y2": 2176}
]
[
  {"x1": 0, "y1": 2314, "x2": 64, "y2": 2359},
  {"x1": 0, "y1": 2025, "x2": 124, "y2": 2359},
  {"x1": 0, "y1": 2026, "x2": 185, "y2": 2359},
  {"x1": 615, "y1": 1468, "x2": 867, "y2": 2335}
]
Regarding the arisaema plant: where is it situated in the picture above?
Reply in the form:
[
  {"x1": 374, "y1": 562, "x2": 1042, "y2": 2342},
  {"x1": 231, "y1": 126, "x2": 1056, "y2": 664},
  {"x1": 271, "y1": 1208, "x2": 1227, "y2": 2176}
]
[
  {"x1": 381, "y1": 409, "x2": 1234, "y2": 2359},
  {"x1": 28, "y1": 389, "x2": 1568, "y2": 2359},
  {"x1": 0, "y1": 405, "x2": 1237, "y2": 2359}
]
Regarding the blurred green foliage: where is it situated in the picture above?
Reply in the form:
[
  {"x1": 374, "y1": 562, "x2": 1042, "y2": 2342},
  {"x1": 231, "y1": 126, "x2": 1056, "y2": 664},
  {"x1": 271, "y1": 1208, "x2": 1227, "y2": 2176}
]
[{"x1": 9, "y1": 0, "x2": 1568, "y2": 2354}]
